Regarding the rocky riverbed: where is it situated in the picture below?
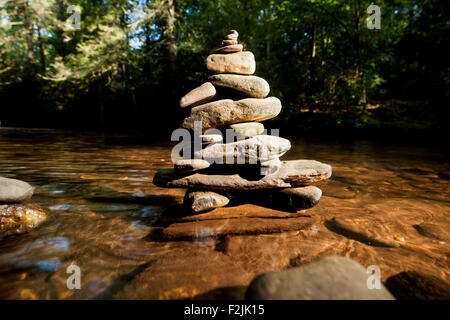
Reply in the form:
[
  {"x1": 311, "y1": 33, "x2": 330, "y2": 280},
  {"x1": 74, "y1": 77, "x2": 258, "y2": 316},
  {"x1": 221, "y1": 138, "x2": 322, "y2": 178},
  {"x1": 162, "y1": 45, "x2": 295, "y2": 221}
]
[{"x1": 0, "y1": 128, "x2": 448, "y2": 299}]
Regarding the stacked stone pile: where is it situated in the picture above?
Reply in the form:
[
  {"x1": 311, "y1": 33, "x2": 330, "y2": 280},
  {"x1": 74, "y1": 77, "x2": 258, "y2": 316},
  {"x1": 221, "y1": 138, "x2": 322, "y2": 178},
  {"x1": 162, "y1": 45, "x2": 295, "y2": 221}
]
[{"x1": 154, "y1": 30, "x2": 332, "y2": 213}]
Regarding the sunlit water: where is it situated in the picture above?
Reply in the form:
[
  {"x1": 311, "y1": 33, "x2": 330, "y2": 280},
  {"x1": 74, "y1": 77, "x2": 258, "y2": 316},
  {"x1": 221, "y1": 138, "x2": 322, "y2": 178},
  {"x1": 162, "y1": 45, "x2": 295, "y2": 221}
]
[{"x1": 0, "y1": 127, "x2": 448, "y2": 299}]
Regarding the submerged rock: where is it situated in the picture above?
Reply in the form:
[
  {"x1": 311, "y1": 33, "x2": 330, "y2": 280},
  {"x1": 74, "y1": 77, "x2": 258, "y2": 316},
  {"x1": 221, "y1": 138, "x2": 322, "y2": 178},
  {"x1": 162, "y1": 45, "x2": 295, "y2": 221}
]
[
  {"x1": 0, "y1": 204, "x2": 47, "y2": 240},
  {"x1": 0, "y1": 177, "x2": 34, "y2": 203},
  {"x1": 184, "y1": 190, "x2": 229, "y2": 213},
  {"x1": 246, "y1": 256, "x2": 395, "y2": 300}
]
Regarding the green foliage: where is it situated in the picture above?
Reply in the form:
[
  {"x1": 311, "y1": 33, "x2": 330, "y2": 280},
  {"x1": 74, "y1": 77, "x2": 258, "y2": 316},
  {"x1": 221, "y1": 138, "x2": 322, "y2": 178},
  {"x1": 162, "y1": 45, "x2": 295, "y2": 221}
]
[{"x1": 0, "y1": 0, "x2": 448, "y2": 132}]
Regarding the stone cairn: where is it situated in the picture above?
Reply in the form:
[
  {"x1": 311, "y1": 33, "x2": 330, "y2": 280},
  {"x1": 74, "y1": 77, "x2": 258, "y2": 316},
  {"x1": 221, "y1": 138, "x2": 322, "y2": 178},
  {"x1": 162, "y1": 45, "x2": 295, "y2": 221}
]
[{"x1": 154, "y1": 30, "x2": 332, "y2": 213}]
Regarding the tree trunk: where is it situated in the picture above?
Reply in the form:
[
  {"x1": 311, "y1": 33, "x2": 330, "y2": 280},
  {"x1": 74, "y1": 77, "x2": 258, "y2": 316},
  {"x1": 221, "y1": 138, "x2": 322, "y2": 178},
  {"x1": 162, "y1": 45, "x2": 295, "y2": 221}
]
[
  {"x1": 166, "y1": 0, "x2": 176, "y2": 77},
  {"x1": 23, "y1": 0, "x2": 36, "y2": 75},
  {"x1": 55, "y1": 0, "x2": 66, "y2": 58},
  {"x1": 37, "y1": 25, "x2": 46, "y2": 73}
]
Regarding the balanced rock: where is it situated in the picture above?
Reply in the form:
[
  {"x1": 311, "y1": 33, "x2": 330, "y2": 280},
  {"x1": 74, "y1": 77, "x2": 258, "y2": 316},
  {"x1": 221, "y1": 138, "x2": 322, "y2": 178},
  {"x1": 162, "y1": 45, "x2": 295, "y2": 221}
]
[
  {"x1": 214, "y1": 44, "x2": 243, "y2": 54},
  {"x1": 260, "y1": 157, "x2": 282, "y2": 175},
  {"x1": 0, "y1": 177, "x2": 34, "y2": 203},
  {"x1": 184, "y1": 190, "x2": 229, "y2": 213},
  {"x1": 179, "y1": 82, "x2": 216, "y2": 108},
  {"x1": 174, "y1": 159, "x2": 211, "y2": 173},
  {"x1": 153, "y1": 160, "x2": 332, "y2": 191},
  {"x1": 222, "y1": 39, "x2": 237, "y2": 46},
  {"x1": 225, "y1": 30, "x2": 239, "y2": 40},
  {"x1": 229, "y1": 122, "x2": 264, "y2": 138},
  {"x1": 206, "y1": 52, "x2": 256, "y2": 75},
  {"x1": 0, "y1": 204, "x2": 47, "y2": 240},
  {"x1": 194, "y1": 135, "x2": 291, "y2": 163},
  {"x1": 209, "y1": 74, "x2": 270, "y2": 98},
  {"x1": 246, "y1": 256, "x2": 395, "y2": 300},
  {"x1": 182, "y1": 97, "x2": 282, "y2": 131}
]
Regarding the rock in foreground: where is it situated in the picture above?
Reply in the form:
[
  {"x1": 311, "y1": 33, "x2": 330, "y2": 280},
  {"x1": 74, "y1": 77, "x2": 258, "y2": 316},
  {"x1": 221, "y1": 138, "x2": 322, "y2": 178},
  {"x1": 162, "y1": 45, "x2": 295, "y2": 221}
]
[
  {"x1": 0, "y1": 177, "x2": 34, "y2": 203},
  {"x1": 246, "y1": 256, "x2": 395, "y2": 300},
  {"x1": 0, "y1": 204, "x2": 47, "y2": 240}
]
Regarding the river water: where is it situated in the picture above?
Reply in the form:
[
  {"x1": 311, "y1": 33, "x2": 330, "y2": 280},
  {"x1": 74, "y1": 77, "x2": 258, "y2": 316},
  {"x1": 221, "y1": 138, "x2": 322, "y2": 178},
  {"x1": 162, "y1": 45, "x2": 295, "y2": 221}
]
[{"x1": 0, "y1": 127, "x2": 448, "y2": 299}]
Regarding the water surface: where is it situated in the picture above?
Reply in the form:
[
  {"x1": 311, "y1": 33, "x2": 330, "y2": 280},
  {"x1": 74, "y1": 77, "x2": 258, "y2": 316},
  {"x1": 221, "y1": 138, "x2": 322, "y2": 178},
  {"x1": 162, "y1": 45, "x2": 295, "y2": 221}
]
[{"x1": 0, "y1": 127, "x2": 448, "y2": 299}]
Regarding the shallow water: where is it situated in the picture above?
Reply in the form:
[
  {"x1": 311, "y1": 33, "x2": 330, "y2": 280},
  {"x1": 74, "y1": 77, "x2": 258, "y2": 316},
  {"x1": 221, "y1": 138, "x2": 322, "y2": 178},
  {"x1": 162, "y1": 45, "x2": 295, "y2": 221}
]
[{"x1": 0, "y1": 127, "x2": 448, "y2": 299}]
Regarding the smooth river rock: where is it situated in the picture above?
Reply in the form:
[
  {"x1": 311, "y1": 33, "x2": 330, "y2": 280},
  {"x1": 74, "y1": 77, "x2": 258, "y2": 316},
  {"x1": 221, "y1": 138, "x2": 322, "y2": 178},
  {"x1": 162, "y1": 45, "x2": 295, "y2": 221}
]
[
  {"x1": 206, "y1": 52, "x2": 256, "y2": 75},
  {"x1": 184, "y1": 190, "x2": 230, "y2": 213},
  {"x1": 194, "y1": 135, "x2": 291, "y2": 163},
  {"x1": 229, "y1": 122, "x2": 265, "y2": 138},
  {"x1": 182, "y1": 97, "x2": 282, "y2": 131},
  {"x1": 246, "y1": 256, "x2": 395, "y2": 300},
  {"x1": 209, "y1": 74, "x2": 270, "y2": 98},
  {"x1": 153, "y1": 159, "x2": 332, "y2": 190},
  {"x1": 179, "y1": 82, "x2": 216, "y2": 108},
  {"x1": 174, "y1": 159, "x2": 211, "y2": 173},
  {"x1": 270, "y1": 186, "x2": 322, "y2": 210},
  {"x1": 0, "y1": 177, "x2": 34, "y2": 203},
  {"x1": 0, "y1": 204, "x2": 47, "y2": 240}
]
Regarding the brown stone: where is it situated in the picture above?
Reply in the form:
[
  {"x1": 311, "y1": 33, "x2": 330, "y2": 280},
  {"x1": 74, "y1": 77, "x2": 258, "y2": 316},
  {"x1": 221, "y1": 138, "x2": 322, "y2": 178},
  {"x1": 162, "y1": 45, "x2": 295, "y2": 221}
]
[
  {"x1": 209, "y1": 74, "x2": 270, "y2": 98},
  {"x1": 174, "y1": 159, "x2": 211, "y2": 173},
  {"x1": 179, "y1": 82, "x2": 217, "y2": 108},
  {"x1": 222, "y1": 39, "x2": 237, "y2": 46},
  {"x1": 184, "y1": 190, "x2": 229, "y2": 213},
  {"x1": 182, "y1": 97, "x2": 282, "y2": 131},
  {"x1": 214, "y1": 44, "x2": 243, "y2": 54},
  {"x1": 206, "y1": 52, "x2": 256, "y2": 75}
]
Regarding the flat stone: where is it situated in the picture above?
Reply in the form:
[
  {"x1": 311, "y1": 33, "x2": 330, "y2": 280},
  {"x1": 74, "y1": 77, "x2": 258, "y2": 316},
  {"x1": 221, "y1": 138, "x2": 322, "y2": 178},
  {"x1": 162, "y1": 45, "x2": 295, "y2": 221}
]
[
  {"x1": 246, "y1": 256, "x2": 395, "y2": 300},
  {"x1": 182, "y1": 97, "x2": 282, "y2": 131},
  {"x1": 209, "y1": 74, "x2": 270, "y2": 98},
  {"x1": 222, "y1": 39, "x2": 237, "y2": 46},
  {"x1": 153, "y1": 160, "x2": 332, "y2": 190},
  {"x1": 174, "y1": 159, "x2": 211, "y2": 173},
  {"x1": 0, "y1": 204, "x2": 47, "y2": 240},
  {"x1": 184, "y1": 190, "x2": 229, "y2": 213},
  {"x1": 194, "y1": 135, "x2": 290, "y2": 163},
  {"x1": 214, "y1": 44, "x2": 243, "y2": 54},
  {"x1": 0, "y1": 177, "x2": 34, "y2": 203},
  {"x1": 229, "y1": 122, "x2": 265, "y2": 138},
  {"x1": 206, "y1": 52, "x2": 256, "y2": 75},
  {"x1": 225, "y1": 32, "x2": 238, "y2": 41},
  {"x1": 179, "y1": 82, "x2": 216, "y2": 108}
]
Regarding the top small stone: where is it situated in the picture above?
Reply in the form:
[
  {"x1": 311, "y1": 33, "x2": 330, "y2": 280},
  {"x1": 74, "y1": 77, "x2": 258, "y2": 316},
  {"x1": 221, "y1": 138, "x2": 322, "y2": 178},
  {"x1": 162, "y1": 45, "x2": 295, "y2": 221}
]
[{"x1": 215, "y1": 30, "x2": 242, "y2": 54}]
